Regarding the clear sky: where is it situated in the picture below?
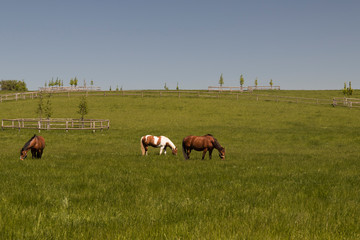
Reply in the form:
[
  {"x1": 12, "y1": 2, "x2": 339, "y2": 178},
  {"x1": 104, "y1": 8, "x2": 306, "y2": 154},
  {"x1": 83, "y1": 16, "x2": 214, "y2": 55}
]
[{"x1": 1, "y1": 0, "x2": 359, "y2": 91}]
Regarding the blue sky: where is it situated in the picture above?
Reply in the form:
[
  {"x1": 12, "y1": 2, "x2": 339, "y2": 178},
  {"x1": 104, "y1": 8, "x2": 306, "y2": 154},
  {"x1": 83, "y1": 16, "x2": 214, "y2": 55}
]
[{"x1": 1, "y1": 0, "x2": 359, "y2": 90}]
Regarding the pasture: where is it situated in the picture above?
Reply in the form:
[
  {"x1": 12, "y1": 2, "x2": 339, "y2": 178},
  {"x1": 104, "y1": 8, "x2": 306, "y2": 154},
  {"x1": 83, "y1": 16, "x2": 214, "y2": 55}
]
[{"x1": 1, "y1": 91, "x2": 360, "y2": 239}]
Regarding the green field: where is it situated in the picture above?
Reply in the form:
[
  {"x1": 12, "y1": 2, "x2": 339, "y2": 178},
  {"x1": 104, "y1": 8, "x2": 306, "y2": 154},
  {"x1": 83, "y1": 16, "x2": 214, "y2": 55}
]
[{"x1": 1, "y1": 91, "x2": 360, "y2": 239}]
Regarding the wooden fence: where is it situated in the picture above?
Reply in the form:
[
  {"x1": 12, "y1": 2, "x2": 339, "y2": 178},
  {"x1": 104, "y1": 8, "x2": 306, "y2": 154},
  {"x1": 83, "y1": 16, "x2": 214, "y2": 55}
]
[
  {"x1": 1, "y1": 89, "x2": 358, "y2": 109},
  {"x1": 208, "y1": 85, "x2": 281, "y2": 91},
  {"x1": 0, "y1": 92, "x2": 38, "y2": 102},
  {"x1": 38, "y1": 86, "x2": 101, "y2": 92},
  {"x1": 1, "y1": 118, "x2": 110, "y2": 132},
  {"x1": 332, "y1": 97, "x2": 360, "y2": 108}
]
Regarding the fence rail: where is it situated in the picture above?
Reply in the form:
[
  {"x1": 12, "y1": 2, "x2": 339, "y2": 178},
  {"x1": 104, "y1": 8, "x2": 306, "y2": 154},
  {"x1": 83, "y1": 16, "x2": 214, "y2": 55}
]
[
  {"x1": 332, "y1": 97, "x2": 360, "y2": 108},
  {"x1": 2, "y1": 118, "x2": 110, "y2": 132},
  {"x1": 1, "y1": 89, "x2": 359, "y2": 109},
  {"x1": 0, "y1": 92, "x2": 38, "y2": 102},
  {"x1": 38, "y1": 86, "x2": 102, "y2": 92},
  {"x1": 208, "y1": 85, "x2": 281, "y2": 91}
]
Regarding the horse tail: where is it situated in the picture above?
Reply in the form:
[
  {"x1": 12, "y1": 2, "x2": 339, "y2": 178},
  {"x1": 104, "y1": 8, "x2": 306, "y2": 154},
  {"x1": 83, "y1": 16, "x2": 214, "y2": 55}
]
[
  {"x1": 140, "y1": 136, "x2": 146, "y2": 155},
  {"x1": 182, "y1": 139, "x2": 189, "y2": 160}
]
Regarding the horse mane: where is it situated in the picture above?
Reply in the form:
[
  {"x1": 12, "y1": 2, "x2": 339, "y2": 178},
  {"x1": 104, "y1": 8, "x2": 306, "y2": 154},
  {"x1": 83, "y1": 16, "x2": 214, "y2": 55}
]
[
  {"x1": 21, "y1": 134, "x2": 37, "y2": 151},
  {"x1": 212, "y1": 136, "x2": 223, "y2": 150}
]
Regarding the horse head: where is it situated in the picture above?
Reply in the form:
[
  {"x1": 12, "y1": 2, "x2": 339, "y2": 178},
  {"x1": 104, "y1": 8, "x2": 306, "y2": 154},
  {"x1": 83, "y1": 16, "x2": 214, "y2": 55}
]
[
  {"x1": 219, "y1": 147, "x2": 225, "y2": 160},
  {"x1": 172, "y1": 147, "x2": 178, "y2": 155},
  {"x1": 20, "y1": 148, "x2": 28, "y2": 160}
]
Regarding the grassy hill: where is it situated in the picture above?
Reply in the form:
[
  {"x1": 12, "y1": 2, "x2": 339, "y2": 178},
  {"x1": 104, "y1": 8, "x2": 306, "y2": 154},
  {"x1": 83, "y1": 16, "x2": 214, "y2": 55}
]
[{"x1": 1, "y1": 91, "x2": 360, "y2": 239}]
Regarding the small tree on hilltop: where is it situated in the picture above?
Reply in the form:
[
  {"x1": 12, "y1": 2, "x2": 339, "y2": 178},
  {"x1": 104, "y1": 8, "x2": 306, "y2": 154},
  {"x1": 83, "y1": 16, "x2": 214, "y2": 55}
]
[
  {"x1": 78, "y1": 95, "x2": 88, "y2": 121},
  {"x1": 164, "y1": 83, "x2": 169, "y2": 90},
  {"x1": 270, "y1": 79, "x2": 273, "y2": 89},
  {"x1": 347, "y1": 81, "x2": 353, "y2": 96},
  {"x1": 343, "y1": 82, "x2": 354, "y2": 97},
  {"x1": 255, "y1": 78, "x2": 258, "y2": 89},
  {"x1": 240, "y1": 75, "x2": 244, "y2": 91},
  {"x1": 343, "y1": 82, "x2": 347, "y2": 96},
  {"x1": 219, "y1": 73, "x2": 224, "y2": 88}
]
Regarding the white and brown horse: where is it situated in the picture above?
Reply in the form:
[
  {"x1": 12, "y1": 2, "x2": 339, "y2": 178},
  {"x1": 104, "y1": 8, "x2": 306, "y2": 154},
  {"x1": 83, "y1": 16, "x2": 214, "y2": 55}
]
[
  {"x1": 140, "y1": 135, "x2": 177, "y2": 156},
  {"x1": 20, "y1": 134, "x2": 45, "y2": 160}
]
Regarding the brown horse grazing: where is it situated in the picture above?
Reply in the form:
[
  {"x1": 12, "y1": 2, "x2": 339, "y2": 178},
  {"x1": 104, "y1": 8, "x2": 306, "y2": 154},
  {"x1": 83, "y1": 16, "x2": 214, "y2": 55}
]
[
  {"x1": 20, "y1": 135, "x2": 45, "y2": 160},
  {"x1": 182, "y1": 134, "x2": 225, "y2": 160}
]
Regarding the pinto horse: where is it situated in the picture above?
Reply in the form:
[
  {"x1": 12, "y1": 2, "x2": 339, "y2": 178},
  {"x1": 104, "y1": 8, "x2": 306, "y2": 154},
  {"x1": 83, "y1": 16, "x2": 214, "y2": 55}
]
[
  {"x1": 182, "y1": 134, "x2": 225, "y2": 160},
  {"x1": 140, "y1": 135, "x2": 178, "y2": 156},
  {"x1": 20, "y1": 135, "x2": 45, "y2": 160}
]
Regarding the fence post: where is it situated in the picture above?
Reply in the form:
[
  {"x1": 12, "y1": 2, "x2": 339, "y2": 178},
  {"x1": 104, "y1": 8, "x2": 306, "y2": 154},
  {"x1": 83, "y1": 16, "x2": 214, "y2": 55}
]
[{"x1": 66, "y1": 121, "x2": 68, "y2": 132}]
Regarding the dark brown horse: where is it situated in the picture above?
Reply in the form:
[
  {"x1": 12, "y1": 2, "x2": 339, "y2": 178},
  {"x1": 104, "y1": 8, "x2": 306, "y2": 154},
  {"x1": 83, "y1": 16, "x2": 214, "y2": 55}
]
[
  {"x1": 182, "y1": 134, "x2": 225, "y2": 160},
  {"x1": 20, "y1": 135, "x2": 45, "y2": 160}
]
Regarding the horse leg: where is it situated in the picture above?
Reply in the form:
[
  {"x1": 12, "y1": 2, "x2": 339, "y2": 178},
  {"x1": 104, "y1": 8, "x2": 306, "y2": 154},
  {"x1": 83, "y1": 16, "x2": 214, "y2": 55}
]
[
  {"x1": 31, "y1": 149, "x2": 36, "y2": 159},
  {"x1": 209, "y1": 149, "x2": 213, "y2": 159},
  {"x1": 145, "y1": 146, "x2": 149, "y2": 155},
  {"x1": 163, "y1": 146, "x2": 167, "y2": 155},
  {"x1": 186, "y1": 149, "x2": 191, "y2": 159},
  {"x1": 202, "y1": 149, "x2": 208, "y2": 160},
  {"x1": 38, "y1": 150, "x2": 43, "y2": 159}
]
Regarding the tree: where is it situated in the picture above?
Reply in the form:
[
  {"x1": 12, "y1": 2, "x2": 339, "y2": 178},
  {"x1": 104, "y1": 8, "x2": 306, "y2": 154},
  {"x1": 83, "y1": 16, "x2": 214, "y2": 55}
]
[
  {"x1": 255, "y1": 78, "x2": 258, "y2": 89},
  {"x1": 219, "y1": 73, "x2": 224, "y2": 87},
  {"x1": 44, "y1": 94, "x2": 53, "y2": 120},
  {"x1": 240, "y1": 75, "x2": 244, "y2": 91},
  {"x1": 77, "y1": 95, "x2": 88, "y2": 120},
  {"x1": 74, "y1": 77, "x2": 78, "y2": 88},
  {"x1": 70, "y1": 78, "x2": 74, "y2": 87},
  {"x1": 0, "y1": 80, "x2": 28, "y2": 91},
  {"x1": 164, "y1": 83, "x2": 169, "y2": 90},
  {"x1": 343, "y1": 82, "x2": 354, "y2": 96},
  {"x1": 36, "y1": 92, "x2": 44, "y2": 119},
  {"x1": 270, "y1": 79, "x2": 273, "y2": 89},
  {"x1": 176, "y1": 82, "x2": 179, "y2": 91}
]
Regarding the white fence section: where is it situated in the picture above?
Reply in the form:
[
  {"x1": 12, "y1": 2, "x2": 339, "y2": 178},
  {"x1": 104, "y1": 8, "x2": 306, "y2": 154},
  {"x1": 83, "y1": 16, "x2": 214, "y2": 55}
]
[
  {"x1": 38, "y1": 86, "x2": 101, "y2": 92},
  {"x1": 332, "y1": 97, "x2": 360, "y2": 108},
  {"x1": 0, "y1": 92, "x2": 38, "y2": 102},
  {"x1": 208, "y1": 86, "x2": 280, "y2": 92},
  {"x1": 2, "y1": 118, "x2": 110, "y2": 132}
]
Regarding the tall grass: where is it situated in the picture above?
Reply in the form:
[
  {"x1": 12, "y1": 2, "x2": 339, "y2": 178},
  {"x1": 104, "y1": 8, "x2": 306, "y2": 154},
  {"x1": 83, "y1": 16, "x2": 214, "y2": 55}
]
[{"x1": 1, "y1": 92, "x2": 360, "y2": 239}]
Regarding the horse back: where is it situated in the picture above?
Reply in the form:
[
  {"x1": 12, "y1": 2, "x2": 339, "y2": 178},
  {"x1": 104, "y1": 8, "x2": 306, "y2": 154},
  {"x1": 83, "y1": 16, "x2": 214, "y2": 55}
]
[
  {"x1": 183, "y1": 135, "x2": 213, "y2": 150},
  {"x1": 35, "y1": 136, "x2": 45, "y2": 150}
]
